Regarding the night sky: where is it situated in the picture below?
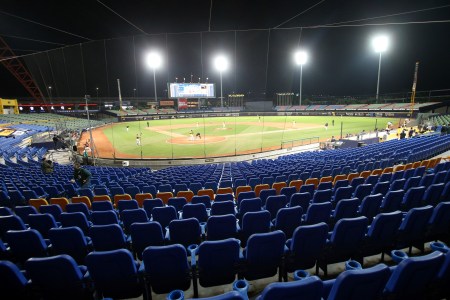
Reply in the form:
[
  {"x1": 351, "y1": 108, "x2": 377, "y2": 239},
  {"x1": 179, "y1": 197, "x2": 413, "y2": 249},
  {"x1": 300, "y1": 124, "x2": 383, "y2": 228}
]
[{"x1": 0, "y1": 0, "x2": 449, "y2": 101}]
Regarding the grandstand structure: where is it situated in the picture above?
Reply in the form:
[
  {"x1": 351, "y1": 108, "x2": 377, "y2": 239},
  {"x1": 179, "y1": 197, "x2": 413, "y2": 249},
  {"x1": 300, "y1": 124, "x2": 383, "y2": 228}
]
[{"x1": 1, "y1": 104, "x2": 450, "y2": 298}]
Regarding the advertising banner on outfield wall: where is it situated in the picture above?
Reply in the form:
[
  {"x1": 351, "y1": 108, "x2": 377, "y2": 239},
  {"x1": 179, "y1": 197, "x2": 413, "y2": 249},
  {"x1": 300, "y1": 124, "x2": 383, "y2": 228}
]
[{"x1": 178, "y1": 98, "x2": 188, "y2": 110}]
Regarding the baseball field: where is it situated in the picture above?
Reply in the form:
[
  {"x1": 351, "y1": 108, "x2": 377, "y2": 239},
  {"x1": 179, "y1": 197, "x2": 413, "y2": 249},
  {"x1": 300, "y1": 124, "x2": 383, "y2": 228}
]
[{"x1": 83, "y1": 115, "x2": 401, "y2": 159}]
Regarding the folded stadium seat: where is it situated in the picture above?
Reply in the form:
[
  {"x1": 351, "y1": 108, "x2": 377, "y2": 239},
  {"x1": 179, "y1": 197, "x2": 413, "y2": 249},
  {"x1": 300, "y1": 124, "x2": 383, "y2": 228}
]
[
  {"x1": 400, "y1": 186, "x2": 425, "y2": 211},
  {"x1": 357, "y1": 193, "x2": 383, "y2": 222},
  {"x1": 92, "y1": 195, "x2": 113, "y2": 203},
  {"x1": 129, "y1": 221, "x2": 164, "y2": 260},
  {"x1": 14, "y1": 205, "x2": 38, "y2": 225},
  {"x1": 189, "y1": 182, "x2": 203, "y2": 195},
  {"x1": 191, "y1": 195, "x2": 212, "y2": 209},
  {"x1": 395, "y1": 205, "x2": 434, "y2": 255},
  {"x1": 289, "y1": 192, "x2": 311, "y2": 211},
  {"x1": 0, "y1": 190, "x2": 12, "y2": 208},
  {"x1": 422, "y1": 183, "x2": 445, "y2": 206},
  {"x1": 28, "y1": 213, "x2": 59, "y2": 239},
  {"x1": 28, "y1": 198, "x2": 49, "y2": 211},
  {"x1": 66, "y1": 202, "x2": 91, "y2": 221},
  {"x1": 214, "y1": 193, "x2": 234, "y2": 203},
  {"x1": 49, "y1": 197, "x2": 70, "y2": 212},
  {"x1": 194, "y1": 238, "x2": 241, "y2": 298},
  {"x1": 317, "y1": 216, "x2": 368, "y2": 277},
  {"x1": 91, "y1": 210, "x2": 119, "y2": 225},
  {"x1": 273, "y1": 206, "x2": 302, "y2": 239},
  {"x1": 371, "y1": 169, "x2": 382, "y2": 176},
  {"x1": 22, "y1": 190, "x2": 44, "y2": 203},
  {"x1": 204, "y1": 181, "x2": 218, "y2": 193},
  {"x1": 25, "y1": 254, "x2": 91, "y2": 300},
  {"x1": 312, "y1": 189, "x2": 332, "y2": 204},
  {"x1": 302, "y1": 202, "x2": 332, "y2": 225},
  {"x1": 235, "y1": 186, "x2": 252, "y2": 200},
  {"x1": 152, "y1": 206, "x2": 177, "y2": 235},
  {"x1": 329, "y1": 198, "x2": 359, "y2": 228},
  {"x1": 71, "y1": 196, "x2": 92, "y2": 210},
  {"x1": 0, "y1": 206, "x2": 13, "y2": 216},
  {"x1": 280, "y1": 186, "x2": 296, "y2": 203},
  {"x1": 210, "y1": 200, "x2": 235, "y2": 216},
  {"x1": 237, "y1": 198, "x2": 262, "y2": 225},
  {"x1": 141, "y1": 244, "x2": 192, "y2": 297},
  {"x1": 382, "y1": 251, "x2": 444, "y2": 300},
  {"x1": 254, "y1": 184, "x2": 270, "y2": 197},
  {"x1": 78, "y1": 188, "x2": 95, "y2": 202},
  {"x1": 241, "y1": 230, "x2": 286, "y2": 283},
  {"x1": 197, "y1": 189, "x2": 215, "y2": 201},
  {"x1": 0, "y1": 215, "x2": 27, "y2": 240},
  {"x1": 6, "y1": 229, "x2": 49, "y2": 265},
  {"x1": 121, "y1": 208, "x2": 149, "y2": 234},
  {"x1": 239, "y1": 210, "x2": 271, "y2": 247},
  {"x1": 124, "y1": 186, "x2": 140, "y2": 199},
  {"x1": 236, "y1": 191, "x2": 256, "y2": 208},
  {"x1": 321, "y1": 263, "x2": 390, "y2": 300},
  {"x1": 142, "y1": 185, "x2": 157, "y2": 198},
  {"x1": 89, "y1": 224, "x2": 128, "y2": 251},
  {"x1": 320, "y1": 176, "x2": 333, "y2": 184},
  {"x1": 361, "y1": 211, "x2": 403, "y2": 263},
  {"x1": 289, "y1": 179, "x2": 303, "y2": 192},
  {"x1": 0, "y1": 260, "x2": 29, "y2": 298},
  {"x1": 371, "y1": 181, "x2": 390, "y2": 197},
  {"x1": 402, "y1": 176, "x2": 421, "y2": 190},
  {"x1": 272, "y1": 182, "x2": 287, "y2": 195},
  {"x1": 167, "y1": 197, "x2": 188, "y2": 213},
  {"x1": 299, "y1": 184, "x2": 316, "y2": 197},
  {"x1": 305, "y1": 178, "x2": 319, "y2": 189},
  {"x1": 177, "y1": 191, "x2": 194, "y2": 203},
  {"x1": 85, "y1": 249, "x2": 144, "y2": 299},
  {"x1": 168, "y1": 218, "x2": 202, "y2": 249},
  {"x1": 247, "y1": 177, "x2": 261, "y2": 190},
  {"x1": 206, "y1": 214, "x2": 238, "y2": 241},
  {"x1": 287, "y1": 174, "x2": 299, "y2": 184},
  {"x1": 60, "y1": 212, "x2": 92, "y2": 235}
]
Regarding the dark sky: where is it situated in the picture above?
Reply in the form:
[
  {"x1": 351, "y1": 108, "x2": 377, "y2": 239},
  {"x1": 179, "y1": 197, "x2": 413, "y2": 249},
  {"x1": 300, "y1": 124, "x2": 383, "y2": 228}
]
[{"x1": 1, "y1": 0, "x2": 450, "y2": 101}]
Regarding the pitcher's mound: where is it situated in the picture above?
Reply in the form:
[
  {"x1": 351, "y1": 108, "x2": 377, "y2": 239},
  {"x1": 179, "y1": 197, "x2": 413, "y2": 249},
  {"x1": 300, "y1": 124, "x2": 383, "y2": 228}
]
[{"x1": 168, "y1": 136, "x2": 226, "y2": 145}]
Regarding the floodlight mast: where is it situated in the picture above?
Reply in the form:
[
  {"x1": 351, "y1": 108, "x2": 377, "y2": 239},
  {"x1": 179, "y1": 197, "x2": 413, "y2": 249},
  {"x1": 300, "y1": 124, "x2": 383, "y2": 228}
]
[
  {"x1": 372, "y1": 35, "x2": 389, "y2": 102},
  {"x1": 294, "y1": 50, "x2": 308, "y2": 107},
  {"x1": 214, "y1": 55, "x2": 228, "y2": 108},
  {"x1": 145, "y1": 52, "x2": 162, "y2": 103}
]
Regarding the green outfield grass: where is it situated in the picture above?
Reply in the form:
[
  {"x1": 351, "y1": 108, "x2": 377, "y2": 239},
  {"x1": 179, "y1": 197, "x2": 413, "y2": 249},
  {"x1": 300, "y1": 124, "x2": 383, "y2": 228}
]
[{"x1": 99, "y1": 115, "x2": 401, "y2": 158}]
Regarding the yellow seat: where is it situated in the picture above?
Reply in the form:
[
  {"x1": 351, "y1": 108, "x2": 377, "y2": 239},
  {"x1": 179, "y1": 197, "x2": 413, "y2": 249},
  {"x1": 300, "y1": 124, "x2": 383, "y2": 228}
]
[
  {"x1": 254, "y1": 184, "x2": 270, "y2": 197},
  {"x1": 371, "y1": 169, "x2": 382, "y2": 176},
  {"x1": 197, "y1": 189, "x2": 214, "y2": 200},
  {"x1": 113, "y1": 194, "x2": 132, "y2": 203},
  {"x1": 382, "y1": 167, "x2": 393, "y2": 174},
  {"x1": 135, "y1": 193, "x2": 153, "y2": 207},
  {"x1": 156, "y1": 192, "x2": 173, "y2": 205},
  {"x1": 333, "y1": 175, "x2": 346, "y2": 185},
  {"x1": 272, "y1": 182, "x2": 287, "y2": 195},
  {"x1": 319, "y1": 176, "x2": 333, "y2": 183},
  {"x1": 177, "y1": 191, "x2": 194, "y2": 203},
  {"x1": 92, "y1": 195, "x2": 112, "y2": 202},
  {"x1": 29, "y1": 198, "x2": 49, "y2": 211},
  {"x1": 347, "y1": 173, "x2": 360, "y2": 183},
  {"x1": 404, "y1": 163, "x2": 413, "y2": 170},
  {"x1": 72, "y1": 196, "x2": 92, "y2": 209},
  {"x1": 235, "y1": 186, "x2": 252, "y2": 199},
  {"x1": 289, "y1": 180, "x2": 303, "y2": 192},
  {"x1": 359, "y1": 171, "x2": 371, "y2": 179},
  {"x1": 394, "y1": 165, "x2": 405, "y2": 172},
  {"x1": 411, "y1": 161, "x2": 421, "y2": 169},
  {"x1": 50, "y1": 197, "x2": 69, "y2": 212},
  {"x1": 217, "y1": 187, "x2": 233, "y2": 195},
  {"x1": 305, "y1": 178, "x2": 319, "y2": 189}
]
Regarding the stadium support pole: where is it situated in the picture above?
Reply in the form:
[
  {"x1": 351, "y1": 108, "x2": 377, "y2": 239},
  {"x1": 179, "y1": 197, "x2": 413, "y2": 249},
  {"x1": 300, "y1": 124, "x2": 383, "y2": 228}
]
[
  {"x1": 153, "y1": 68, "x2": 158, "y2": 103},
  {"x1": 375, "y1": 119, "x2": 378, "y2": 131},
  {"x1": 340, "y1": 122, "x2": 343, "y2": 140},
  {"x1": 376, "y1": 52, "x2": 382, "y2": 102},
  {"x1": 220, "y1": 70, "x2": 223, "y2": 108},
  {"x1": 117, "y1": 79, "x2": 123, "y2": 111},
  {"x1": 85, "y1": 95, "x2": 95, "y2": 165},
  {"x1": 299, "y1": 64, "x2": 303, "y2": 106}
]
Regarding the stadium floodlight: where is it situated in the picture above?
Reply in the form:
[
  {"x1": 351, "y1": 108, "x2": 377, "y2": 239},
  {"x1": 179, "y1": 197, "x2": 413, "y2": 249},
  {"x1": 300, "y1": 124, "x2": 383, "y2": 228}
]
[
  {"x1": 145, "y1": 51, "x2": 163, "y2": 102},
  {"x1": 294, "y1": 50, "x2": 308, "y2": 107},
  {"x1": 372, "y1": 35, "x2": 389, "y2": 101},
  {"x1": 214, "y1": 55, "x2": 229, "y2": 107}
]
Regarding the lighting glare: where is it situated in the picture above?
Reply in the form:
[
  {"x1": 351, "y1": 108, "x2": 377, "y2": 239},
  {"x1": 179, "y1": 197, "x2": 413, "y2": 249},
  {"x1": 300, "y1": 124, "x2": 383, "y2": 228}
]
[
  {"x1": 214, "y1": 55, "x2": 229, "y2": 72},
  {"x1": 145, "y1": 52, "x2": 162, "y2": 69},
  {"x1": 372, "y1": 36, "x2": 389, "y2": 53},
  {"x1": 294, "y1": 51, "x2": 308, "y2": 65}
]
